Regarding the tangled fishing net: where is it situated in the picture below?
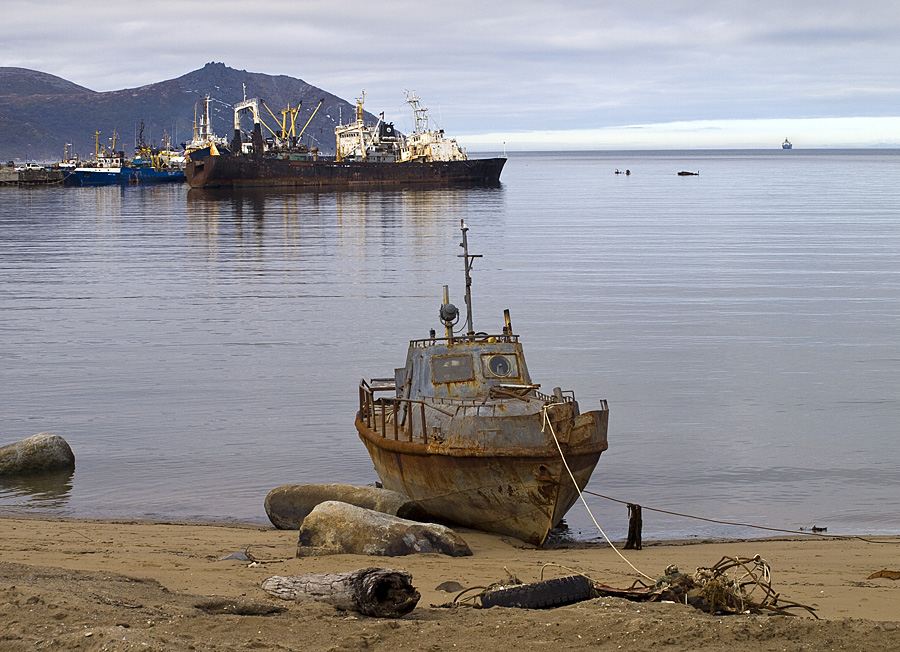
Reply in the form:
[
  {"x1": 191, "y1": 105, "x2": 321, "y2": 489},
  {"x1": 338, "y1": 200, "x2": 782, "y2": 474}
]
[{"x1": 651, "y1": 555, "x2": 816, "y2": 617}]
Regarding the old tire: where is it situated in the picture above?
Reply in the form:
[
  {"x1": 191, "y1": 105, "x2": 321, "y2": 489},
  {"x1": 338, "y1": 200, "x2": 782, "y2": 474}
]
[{"x1": 481, "y1": 575, "x2": 593, "y2": 609}]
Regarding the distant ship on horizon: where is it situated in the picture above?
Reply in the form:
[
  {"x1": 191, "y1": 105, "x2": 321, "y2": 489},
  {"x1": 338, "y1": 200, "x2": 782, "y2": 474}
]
[{"x1": 782, "y1": 138, "x2": 793, "y2": 149}]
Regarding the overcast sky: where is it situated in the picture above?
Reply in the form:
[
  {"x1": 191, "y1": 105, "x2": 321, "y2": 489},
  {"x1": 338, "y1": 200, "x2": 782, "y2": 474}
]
[{"x1": 6, "y1": 1, "x2": 900, "y2": 149}]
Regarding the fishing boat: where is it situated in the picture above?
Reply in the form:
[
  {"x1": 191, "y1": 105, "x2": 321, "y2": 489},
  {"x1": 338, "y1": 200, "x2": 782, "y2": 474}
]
[
  {"x1": 185, "y1": 91, "x2": 505, "y2": 189},
  {"x1": 356, "y1": 222, "x2": 609, "y2": 546},
  {"x1": 125, "y1": 155, "x2": 185, "y2": 183},
  {"x1": 66, "y1": 130, "x2": 127, "y2": 186},
  {"x1": 66, "y1": 128, "x2": 185, "y2": 186},
  {"x1": 125, "y1": 127, "x2": 185, "y2": 184},
  {"x1": 183, "y1": 95, "x2": 231, "y2": 162}
]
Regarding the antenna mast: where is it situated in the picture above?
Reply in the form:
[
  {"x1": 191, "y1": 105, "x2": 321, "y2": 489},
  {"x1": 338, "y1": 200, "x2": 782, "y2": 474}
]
[{"x1": 458, "y1": 220, "x2": 481, "y2": 335}]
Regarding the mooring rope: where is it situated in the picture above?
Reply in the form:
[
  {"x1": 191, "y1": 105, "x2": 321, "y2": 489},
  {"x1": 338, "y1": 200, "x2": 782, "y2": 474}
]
[
  {"x1": 582, "y1": 489, "x2": 900, "y2": 544},
  {"x1": 541, "y1": 404, "x2": 655, "y2": 582},
  {"x1": 541, "y1": 403, "x2": 898, "y2": 548}
]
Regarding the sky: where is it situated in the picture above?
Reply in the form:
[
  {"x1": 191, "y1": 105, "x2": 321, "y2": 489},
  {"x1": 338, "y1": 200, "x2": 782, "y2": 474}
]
[{"x1": 5, "y1": 1, "x2": 900, "y2": 150}]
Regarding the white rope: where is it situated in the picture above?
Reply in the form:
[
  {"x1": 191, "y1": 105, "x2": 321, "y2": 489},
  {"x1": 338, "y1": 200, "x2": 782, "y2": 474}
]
[{"x1": 541, "y1": 404, "x2": 655, "y2": 582}]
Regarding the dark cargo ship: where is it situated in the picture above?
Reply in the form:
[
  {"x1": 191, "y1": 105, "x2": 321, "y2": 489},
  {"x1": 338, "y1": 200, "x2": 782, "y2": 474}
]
[{"x1": 184, "y1": 92, "x2": 505, "y2": 190}]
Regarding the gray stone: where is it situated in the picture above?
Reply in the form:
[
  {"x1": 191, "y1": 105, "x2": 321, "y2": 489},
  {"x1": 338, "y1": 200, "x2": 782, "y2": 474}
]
[
  {"x1": 265, "y1": 483, "x2": 429, "y2": 530},
  {"x1": 0, "y1": 433, "x2": 75, "y2": 476},
  {"x1": 297, "y1": 501, "x2": 472, "y2": 558}
]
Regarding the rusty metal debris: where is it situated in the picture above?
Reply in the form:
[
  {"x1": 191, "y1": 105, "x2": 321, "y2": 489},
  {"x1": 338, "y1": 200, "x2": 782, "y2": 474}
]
[
  {"x1": 867, "y1": 569, "x2": 900, "y2": 580},
  {"x1": 595, "y1": 555, "x2": 818, "y2": 618}
]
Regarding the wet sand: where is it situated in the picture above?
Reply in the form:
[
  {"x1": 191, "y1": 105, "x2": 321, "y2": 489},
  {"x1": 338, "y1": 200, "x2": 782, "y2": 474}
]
[{"x1": 2, "y1": 516, "x2": 899, "y2": 651}]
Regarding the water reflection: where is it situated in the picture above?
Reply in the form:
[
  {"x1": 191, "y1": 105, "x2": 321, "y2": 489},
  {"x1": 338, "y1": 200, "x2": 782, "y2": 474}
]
[
  {"x1": 0, "y1": 470, "x2": 74, "y2": 509},
  {"x1": 184, "y1": 186, "x2": 507, "y2": 253}
]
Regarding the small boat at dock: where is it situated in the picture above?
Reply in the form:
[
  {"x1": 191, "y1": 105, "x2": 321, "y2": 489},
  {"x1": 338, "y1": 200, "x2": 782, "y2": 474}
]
[{"x1": 356, "y1": 222, "x2": 609, "y2": 546}]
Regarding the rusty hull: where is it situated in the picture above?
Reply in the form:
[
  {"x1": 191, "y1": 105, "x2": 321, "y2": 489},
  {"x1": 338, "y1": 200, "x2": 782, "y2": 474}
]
[
  {"x1": 356, "y1": 400, "x2": 608, "y2": 546},
  {"x1": 185, "y1": 154, "x2": 506, "y2": 189}
]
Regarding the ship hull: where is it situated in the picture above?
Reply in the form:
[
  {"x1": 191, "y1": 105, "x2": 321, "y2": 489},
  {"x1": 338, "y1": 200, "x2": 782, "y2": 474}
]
[
  {"x1": 127, "y1": 167, "x2": 185, "y2": 183},
  {"x1": 66, "y1": 169, "x2": 125, "y2": 186},
  {"x1": 65, "y1": 167, "x2": 185, "y2": 186},
  {"x1": 185, "y1": 154, "x2": 506, "y2": 189},
  {"x1": 355, "y1": 404, "x2": 607, "y2": 546}
]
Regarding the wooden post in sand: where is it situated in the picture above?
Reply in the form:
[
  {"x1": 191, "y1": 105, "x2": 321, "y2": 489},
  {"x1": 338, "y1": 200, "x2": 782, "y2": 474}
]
[
  {"x1": 260, "y1": 567, "x2": 420, "y2": 618},
  {"x1": 625, "y1": 503, "x2": 642, "y2": 550}
]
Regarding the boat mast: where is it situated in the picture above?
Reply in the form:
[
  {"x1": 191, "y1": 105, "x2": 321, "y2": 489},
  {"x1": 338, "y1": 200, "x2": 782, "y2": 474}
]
[
  {"x1": 458, "y1": 220, "x2": 481, "y2": 335},
  {"x1": 405, "y1": 90, "x2": 428, "y2": 134}
]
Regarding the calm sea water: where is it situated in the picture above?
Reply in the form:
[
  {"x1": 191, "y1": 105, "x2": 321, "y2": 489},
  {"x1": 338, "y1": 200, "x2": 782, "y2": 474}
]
[{"x1": 2, "y1": 150, "x2": 899, "y2": 542}]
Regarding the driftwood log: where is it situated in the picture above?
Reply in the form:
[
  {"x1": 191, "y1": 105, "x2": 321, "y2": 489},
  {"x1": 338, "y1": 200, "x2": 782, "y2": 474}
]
[{"x1": 260, "y1": 567, "x2": 420, "y2": 618}]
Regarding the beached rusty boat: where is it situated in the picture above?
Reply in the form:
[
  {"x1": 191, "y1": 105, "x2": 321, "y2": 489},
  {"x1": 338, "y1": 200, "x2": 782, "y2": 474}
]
[{"x1": 356, "y1": 223, "x2": 609, "y2": 546}]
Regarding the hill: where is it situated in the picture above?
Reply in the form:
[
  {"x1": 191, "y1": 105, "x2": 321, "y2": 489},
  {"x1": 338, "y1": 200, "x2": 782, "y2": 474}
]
[
  {"x1": 0, "y1": 63, "x2": 373, "y2": 162},
  {"x1": 0, "y1": 67, "x2": 94, "y2": 96}
]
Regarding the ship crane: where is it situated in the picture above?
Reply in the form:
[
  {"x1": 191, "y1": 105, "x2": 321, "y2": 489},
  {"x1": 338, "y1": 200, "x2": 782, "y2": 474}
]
[{"x1": 296, "y1": 99, "x2": 324, "y2": 142}]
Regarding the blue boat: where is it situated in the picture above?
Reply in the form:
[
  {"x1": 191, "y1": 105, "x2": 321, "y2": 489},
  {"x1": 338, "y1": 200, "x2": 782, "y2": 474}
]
[
  {"x1": 67, "y1": 151, "x2": 128, "y2": 186},
  {"x1": 66, "y1": 129, "x2": 185, "y2": 186},
  {"x1": 124, "y1": 154, "x2": 185, "y2": 184}
]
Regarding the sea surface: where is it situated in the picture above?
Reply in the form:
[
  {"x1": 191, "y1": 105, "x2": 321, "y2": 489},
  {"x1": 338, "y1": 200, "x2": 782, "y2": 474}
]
[{"x1": 2, "y1": 150, "x2": 899, "y2": 543}]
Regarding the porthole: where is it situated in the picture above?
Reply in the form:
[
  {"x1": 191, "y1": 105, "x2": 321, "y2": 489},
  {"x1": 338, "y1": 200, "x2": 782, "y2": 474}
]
[{"x1": 487, "y1": 355, "x2": 513, "y2": 377}]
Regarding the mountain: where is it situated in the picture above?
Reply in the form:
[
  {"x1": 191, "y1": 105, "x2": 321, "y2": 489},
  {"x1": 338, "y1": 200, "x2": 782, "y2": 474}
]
[
  {"x1": 0, "y1": 68, "x2": 94, "y2": 96},
  {"x1": 0, "y1": 63, "x2": 374, "y2": 162}
]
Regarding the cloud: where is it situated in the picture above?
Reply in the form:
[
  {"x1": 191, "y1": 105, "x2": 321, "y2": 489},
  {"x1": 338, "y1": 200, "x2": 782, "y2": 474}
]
[{"x1": 4, "y1": 1, "x2": 900, "y2": 147}]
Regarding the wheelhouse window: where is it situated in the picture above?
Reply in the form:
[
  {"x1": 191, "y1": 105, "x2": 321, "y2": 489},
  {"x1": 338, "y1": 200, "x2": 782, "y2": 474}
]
[
  {"x1": 432, "y1": 354, "x2": 474, "y2": 383},
  {"x1": 482, "y1": 354, "x2": 518, "y2": 379}
]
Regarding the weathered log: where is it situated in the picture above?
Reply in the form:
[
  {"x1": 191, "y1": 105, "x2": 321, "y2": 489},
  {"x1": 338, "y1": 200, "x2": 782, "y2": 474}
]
[
  {"x1": 0, "y1": 433, "x2": 75, "y2": 476},
  {"x1": 260, "y1": 567, "x2": 420, "y2": 618},
  {"x1": 265, "y1": 483, "x2": 429, "y2": 530}
]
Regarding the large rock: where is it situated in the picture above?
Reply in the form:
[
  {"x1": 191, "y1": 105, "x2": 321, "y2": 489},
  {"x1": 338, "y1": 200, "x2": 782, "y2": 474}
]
[
  {"x1": 0, "y1": 433, "x2": 75, "y2": 476},
  {"x1": 265, "y1": 483, "x2": 429, "y2": 530},
  {"x1": 297, "y1": 501, "x2": 472, "y2": 558}
]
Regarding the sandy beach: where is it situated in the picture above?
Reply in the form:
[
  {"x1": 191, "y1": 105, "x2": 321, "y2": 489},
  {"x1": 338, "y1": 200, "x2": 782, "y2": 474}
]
[{"x1": 2, "y1": 516, "x2": 899, "y2": 651}]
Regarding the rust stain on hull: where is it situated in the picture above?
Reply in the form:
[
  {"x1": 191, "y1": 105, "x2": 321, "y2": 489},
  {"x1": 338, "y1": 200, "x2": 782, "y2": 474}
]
[{"x1": 356, "y1": 403, "x2": 608, "y2": 546}]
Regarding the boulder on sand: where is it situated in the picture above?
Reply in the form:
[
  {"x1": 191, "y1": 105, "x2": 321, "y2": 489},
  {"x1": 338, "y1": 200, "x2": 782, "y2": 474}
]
[
  {"x1": 0, "y1": 433, "x2": 75, "y2": 476},
  {"x1": 297, "y1": 501, "x2": 472, "y2": 558},
  {"x1": 265, "y1": 483, "x2": 429, "y2": 530}
]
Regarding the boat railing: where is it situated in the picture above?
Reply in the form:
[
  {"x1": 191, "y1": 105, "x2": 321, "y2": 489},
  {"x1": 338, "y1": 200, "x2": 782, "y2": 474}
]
[
  {"x1": 359, "y1": 378, "x2": 453, "y2": 444},
  {"x1": 532, "y1": 387, "x2": 577, "y2": 404},
  {"x1": 408, "y1": 333, "x2": 519, "y2": 348}
]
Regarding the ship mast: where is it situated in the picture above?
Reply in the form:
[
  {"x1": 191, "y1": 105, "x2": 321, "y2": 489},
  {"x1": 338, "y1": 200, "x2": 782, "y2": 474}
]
[
  {"x1": 405, "y1": 90, "x2": 428, "y2": 134},
  {"x1": 458, "y1": 219, "x2": 481, "y2": 335}
]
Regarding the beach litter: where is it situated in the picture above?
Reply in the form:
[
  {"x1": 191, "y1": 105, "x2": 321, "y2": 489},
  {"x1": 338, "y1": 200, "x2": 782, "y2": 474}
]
[
  {"x1": 599, "y1": 555, "x2": 818, "y2": 618},
  {"x1": 445, "y1": 555, "x2": 817, "y2": 617},
  {"x1": 867, "y1": 569, "x2": 900, "y2": 580}
]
